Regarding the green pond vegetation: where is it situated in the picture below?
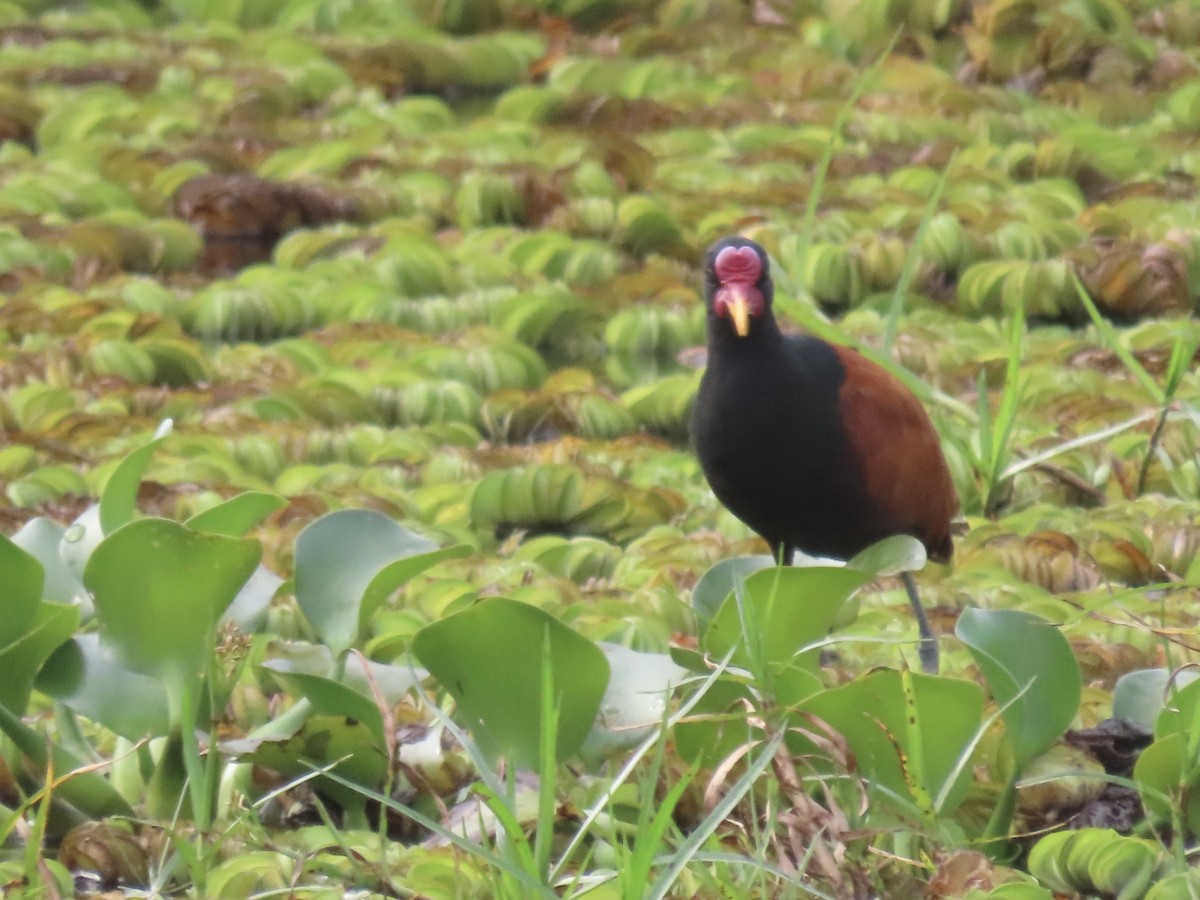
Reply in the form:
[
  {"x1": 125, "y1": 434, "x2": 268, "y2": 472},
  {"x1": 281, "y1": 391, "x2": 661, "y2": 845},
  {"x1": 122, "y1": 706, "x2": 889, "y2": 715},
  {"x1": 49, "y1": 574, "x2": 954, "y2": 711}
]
[{"x1": 0, "y1": 0, "x2": 1199, "y2": 897}]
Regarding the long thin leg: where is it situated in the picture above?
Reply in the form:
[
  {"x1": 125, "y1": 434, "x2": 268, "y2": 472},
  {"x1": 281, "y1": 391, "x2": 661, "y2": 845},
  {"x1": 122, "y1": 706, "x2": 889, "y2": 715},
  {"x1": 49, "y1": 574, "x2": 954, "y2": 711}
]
[{"x1": 902, "y1": 571, "x2": 939, "y2": 675}]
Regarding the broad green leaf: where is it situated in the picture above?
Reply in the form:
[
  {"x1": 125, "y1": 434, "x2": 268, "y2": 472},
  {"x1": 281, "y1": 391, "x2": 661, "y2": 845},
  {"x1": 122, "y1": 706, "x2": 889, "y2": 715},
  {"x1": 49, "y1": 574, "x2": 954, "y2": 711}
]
[
  {"x1": 673, "y1": 678, "x2": 761, "y2": 768},
  {"x1": 1133, "y1": 732, "x2": 1200, "y2": 835},
  {"x1": 956, "y1": 608, "x2": 1081, "y2": 771},
  {"x1": 340, "y1": 654, "x2": 427, "y2": 707},
  {"x1": 11, "y1": 518, "x2": 88, "y2": 609},
  {"x1": 0, "y1": 601, "x2": 79, "y2": 714},
  {"x1": 259, "y1": 661, "x2": 385, "y2": 748},
  {"x1": 98, "y1": 420, "x2": 173, "y2": 535},
  {"x1": 0, "y1": 702, "x2": 134, "y2": 820},
  {"x1": 185, "y1": 492, "x2": 287, "y2": 537},
  {"x1": 221, "y1": 565, "x2": 284, "y2": 633},
  {"x1": 1113, "y1": 668, "x2": 1200, "y2": 735},
  {"x1": 579, "y1": 643, "x2": 687, "y2": 763},
  {"x1": 206, "y1": 852, "x2": 293, "y2": 898},
  {"x1": 704, "y1": 565, "x2": 870, "y2": 675},
  {"x1": 0, "y1": 533, "x2": 42, "y2": 646},
  {"x1": 690, "y1": 555, "x2": 773, "y2": 626},
  {"x1": 146, "y1": 728, "x2": 191, "y2": 820},
  {"x1": 1145, "y1": 871, "x2": 1200, "y2": 900},
  {"x1": 295, "y1": 509, "x2": 469, "y2": 655},
  {"x1": 60, "y1": 506, "x2": 105, "y2": 587},
  {"x1": 223, "y1": 715, "x2": 389, "y2": 808},
  {"x1": 795, "y1": 669, "x2": 983, "y2": 816},
  {"x1": 983, "y1": 883, "x2": 1055, "y2": 900},
  {"x1": 36, "y1": 635, "x2": 171, "y2": 739},
  {"x1": 1151, "y1": 676, "x2": 1200, "y2": 741},
  {"x1": 84, "y1": 519, "x2": 261, "y2": 682},
  {"x1": 413, "y1": 596, "x2": 610, "y2": 769},
  {"x1": 847, "y1": 534, "x2": 927, "y2": 577}
]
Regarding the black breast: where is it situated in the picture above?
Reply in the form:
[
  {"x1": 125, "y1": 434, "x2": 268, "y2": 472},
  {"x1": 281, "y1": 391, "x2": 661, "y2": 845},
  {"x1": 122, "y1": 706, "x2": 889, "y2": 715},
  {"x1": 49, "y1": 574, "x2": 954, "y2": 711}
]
[{"x1": 693, "y1": 334, "x2": 875, "y2": 559}]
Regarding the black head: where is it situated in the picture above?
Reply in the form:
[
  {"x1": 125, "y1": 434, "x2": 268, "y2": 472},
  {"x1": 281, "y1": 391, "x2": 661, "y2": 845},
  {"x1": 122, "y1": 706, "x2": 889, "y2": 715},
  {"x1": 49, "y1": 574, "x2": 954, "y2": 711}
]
[{"x1": 703, "y1": 236, "x2": 774, "y2": 337}]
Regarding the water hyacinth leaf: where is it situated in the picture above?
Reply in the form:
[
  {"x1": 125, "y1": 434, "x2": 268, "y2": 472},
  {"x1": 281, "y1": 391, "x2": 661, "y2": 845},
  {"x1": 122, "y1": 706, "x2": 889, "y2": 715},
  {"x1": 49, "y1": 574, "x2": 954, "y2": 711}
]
[
  {"x1": 36, "y1": 634, "x2": 170, "y2": 739},
  {"x1": 672, "y1": 676, "x2": 763, "y2": 768},
  {"x1": 579, "y1": 643, "x2": 688, "y2": 763},
  {"x1": 205, "y1": 852, "x2": 294, "y2": 898},
  {"x1": 847, "y1": 534, "x2": 927, "y2": 577},
  {"x1": 795, "y1": 669, "x2": 983, "y2": 816},
  {"x1": 294, "y1": 510, "x2": 470, "y2": 655},
  {"x1": 412, "y1": 596, "x2": 609, "y2": 770},
  {"x1": 690, "y1": 555, "x2": 774, "y2": 627},
  {"x1": 221, "y1": 565, "x2": 285, "y2": 633},
  {"x1": 617, "y1": 195, "x2": 683, "y2": 256},
  {"x1": 139, "y1": 338, "x2": 212, "y2": 386},
  {"x1": 1134, "y1": 731, "x2": 1200, "y2": 835},
  {"x1": 185, "y1": 492, "x2": 287, "y2": 537},
  {"x1": 956, "y1": 608, "x2": 1081, "y2": 771},
  {"x1": 1112, "y1": 668, "x2": 1200, "y2": 735},
  {"x1": 703, "y1": 565, "x2": 871, "y2": 674},
  {"x1": 0, "y1": 600, "x2": 79, "y2": 715},
  {"x1": 0, "y1": 701, "x2": 134, "y2": 821},
  {"x1": 340, "y1": 654, "x2": 427, "y2": 708},
  {"x1": 984, "y1": 885, "x2": 1055, "y2": 900},
  {"x1": 10, "y1": 519, "x2": 88, "y2": 609},
  {"x1": 259, "y1": 661, "x2": 384, "y2": 747},
  {"x1": 223, "y1": 715, "x2": 389, "y2": 808},
  {"x1": 0, "y1": 533, "x2": 42, "y2": 646},
  {"x1": 1147, "y1": 872, "x2": 1200, "y2": 900},
  {"x1": 60, "y1": 506, "x2": 105, "y2": 587},
  {"x1": 98, "y1": 420, "x2": 173, "y2": 535},
  {"x1": 1154, "y1": 677, "x2": 1200, "y2": 741},
  {"x1": 84, "y1": 519, "x2": 261, "y2": 683}
]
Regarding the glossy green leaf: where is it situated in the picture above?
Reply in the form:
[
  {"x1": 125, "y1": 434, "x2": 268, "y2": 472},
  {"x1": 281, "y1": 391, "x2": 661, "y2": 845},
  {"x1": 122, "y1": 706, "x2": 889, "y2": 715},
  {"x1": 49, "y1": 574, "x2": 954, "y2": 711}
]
[
  {"x1": 221, "y1": 565, "x2": 284, "y2": 633},
  {"x1": 413, "y1": 596, "x2": 610, "y2": 769},
  {"x1": 795, "y1": 669, "x2": 983, "y2": 816},
  {"x1": 10, "y1": 518, "x2": 88, "y2": 609},
  {"x1": 0, "y1": 600, "x2": 79, "y2": 715},
  {"x1": 1134, "y1": 731, "x2": 1200, "y2": 835},
  {"x1": 984, "y1": 885, "x2": 1055, "y2": 900},
  {"x1": 259, "y1": 661, "x2": 384, "y2": 747},
  {"x1": 59, "y1": 506, "x2": 105, "y2": 588},
  {"x1": 223, "y1": 715, "x2": 389, "y2": 808},
  {"x1": 689, "y1": 555, "x2": 774, "y2": 626},
  {"x1": 185, "y1": 492, "x2": 287, "y2": 537},
  {"x1": 672, "y1": 678, "x2": 761, "y2": 768},
  {"x1": 579, "y1": 643, "x2": 687, "y2": 763},
  {"x1": 1152, "y1": 676, "x2": 1200, "y2": 741},
  {"x1": 1113, "y1": 668, "x2": 1200, "y2": 735},
  {"x1": 98, "y1": 420, "x2": 173, "y2": 535},
  {"x1": 847, "y1": 534, "x2": 927, "y2": 577},
  {"x1": 1145, "y1": 870, "x2": 1200, "y2": 900},
  {"x1": 294, "y1": 509, "x2": 469, "y2": 655},
  {"x1": 0, "y1": 533, "x2": 42, "y2": 646},
  {"x1": 704, "y1": 565, "x2": 870, "y2": 676},
  {"x1": 956, "y1": 608, "x2": 1081, "y2": 771},
  {"x1": 0, "y1": 702, "x2": 134, "y2": 820},
  {"x1": 35, "y1": 634, "x2": 170, "y2": 739},
  {"x1": 84, "y1": 519, "x2": 261, "y2": 682}
]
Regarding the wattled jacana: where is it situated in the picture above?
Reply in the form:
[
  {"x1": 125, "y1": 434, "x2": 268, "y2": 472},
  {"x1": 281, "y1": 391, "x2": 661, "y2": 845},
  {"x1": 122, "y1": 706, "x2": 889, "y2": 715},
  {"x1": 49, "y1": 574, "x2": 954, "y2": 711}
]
[{"x1": 692, "y1": 236, "x2": 958, "y2": 674}]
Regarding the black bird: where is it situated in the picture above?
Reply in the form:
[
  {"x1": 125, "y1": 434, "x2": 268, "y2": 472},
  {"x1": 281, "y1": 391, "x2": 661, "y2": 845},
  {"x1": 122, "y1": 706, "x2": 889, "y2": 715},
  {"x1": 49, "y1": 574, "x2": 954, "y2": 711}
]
[{"x1": 692, "y1": 236, "x2": 958, "y2": 674}]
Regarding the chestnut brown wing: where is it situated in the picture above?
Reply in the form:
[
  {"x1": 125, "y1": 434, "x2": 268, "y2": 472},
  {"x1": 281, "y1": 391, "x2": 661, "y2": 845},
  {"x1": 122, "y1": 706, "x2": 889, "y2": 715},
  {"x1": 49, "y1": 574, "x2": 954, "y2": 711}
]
[{"x1": 832, "y1": 346, "x2": 958, "y2": 563}]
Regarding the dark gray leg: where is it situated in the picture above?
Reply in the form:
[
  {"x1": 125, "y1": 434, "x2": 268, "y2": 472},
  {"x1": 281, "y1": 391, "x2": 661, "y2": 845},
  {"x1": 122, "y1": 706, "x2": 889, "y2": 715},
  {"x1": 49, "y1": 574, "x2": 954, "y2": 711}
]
[{"x1": 902, "y1": 571, "x2": 939, "y2": 675}]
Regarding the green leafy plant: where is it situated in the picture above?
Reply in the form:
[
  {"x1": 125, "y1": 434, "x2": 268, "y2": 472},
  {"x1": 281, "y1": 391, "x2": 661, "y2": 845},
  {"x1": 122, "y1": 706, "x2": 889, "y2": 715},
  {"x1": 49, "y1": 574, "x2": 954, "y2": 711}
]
[{"x1": 956, "y1": 607, "x2": 1082, "y2": 847}]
